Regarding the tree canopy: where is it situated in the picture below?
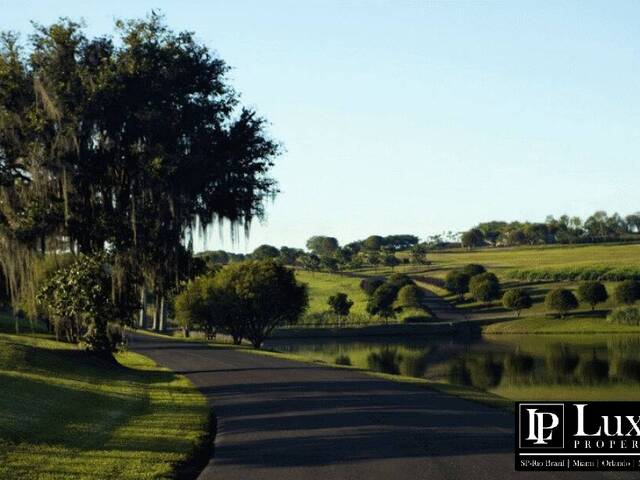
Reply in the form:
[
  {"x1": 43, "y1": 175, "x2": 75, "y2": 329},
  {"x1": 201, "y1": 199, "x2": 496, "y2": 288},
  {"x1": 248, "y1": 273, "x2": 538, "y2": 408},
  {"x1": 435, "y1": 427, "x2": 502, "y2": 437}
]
[{"x1": 0, "y1": 14, "x2": 280, "y2": 349}]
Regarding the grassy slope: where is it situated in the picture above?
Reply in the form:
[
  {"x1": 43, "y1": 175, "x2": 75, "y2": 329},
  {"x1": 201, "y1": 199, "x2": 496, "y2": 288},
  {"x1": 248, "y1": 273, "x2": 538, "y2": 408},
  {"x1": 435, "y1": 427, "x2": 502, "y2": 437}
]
[
  {"x1": 421, "y1": 244, "x2": 640, "y2": 330},
  {"x1": 0, "y1": 333, "x2": 209, "y2": 480},
  {"x1": 427, "y1": 243, "x2": 640, "y2": 273},
  {"x1": 295, "y1": 270, "x2": 368, "y2": 314}
]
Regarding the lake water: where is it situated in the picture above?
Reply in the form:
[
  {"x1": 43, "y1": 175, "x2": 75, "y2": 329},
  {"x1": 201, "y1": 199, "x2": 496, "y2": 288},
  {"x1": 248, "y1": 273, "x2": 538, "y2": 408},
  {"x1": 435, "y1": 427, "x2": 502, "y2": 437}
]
[{"x1": 264, "y1": 334, "x2": 640, "y2": 401}]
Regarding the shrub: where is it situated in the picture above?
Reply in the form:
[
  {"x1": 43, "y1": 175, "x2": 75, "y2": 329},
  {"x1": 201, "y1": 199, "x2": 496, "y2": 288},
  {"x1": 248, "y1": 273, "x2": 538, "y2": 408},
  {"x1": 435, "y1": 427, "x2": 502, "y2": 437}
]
[
  {"x1": 462, "y1": 264, "x2": 486, "y2": 277},
  {"x1": 576, "y1": 281, "x2": 608, "y2": 310},
  {"x1": 502, "y1": 289, "x2": 532, "y2": 317},
  {"x1": 607, "y1": 305, "x2": 640, "y2": 325},
  {"x1": 613, "y1": 280, "x2": 640, "y2": 306},
  {"x1": 544, "y1": 288, "x2": 578, "y2": 317},
  {"x1": 444, "y1": 270, "x2": 471, "y2": 299},
  {"x1": 327, "y1": 293, "x2": 353, "y2": 316},
  {"x1": 469, "y1": 275, "x2": 501, "y2": 302},
  {"x1": 395, "y1": 284, "x2": 422, "y2": 308},
  {"x1": 387, "y1": 273, "x2": 414, "y2": 290},
  {"x1": 366, "y1": 283, "x2": 397, "y2": 318},
  {"x1": 359, "y1": 277, "x2": 385, "y2": 296},
  {"x1": 38, "y1": 254, "x2": 121, "y2": 355}
]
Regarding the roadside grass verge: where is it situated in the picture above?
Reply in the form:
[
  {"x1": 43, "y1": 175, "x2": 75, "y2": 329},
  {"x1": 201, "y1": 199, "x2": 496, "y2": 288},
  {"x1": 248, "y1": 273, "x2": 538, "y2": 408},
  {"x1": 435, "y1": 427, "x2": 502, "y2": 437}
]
[{"x1": 0, "y1": 333, "x2": 209, "y2": 480}]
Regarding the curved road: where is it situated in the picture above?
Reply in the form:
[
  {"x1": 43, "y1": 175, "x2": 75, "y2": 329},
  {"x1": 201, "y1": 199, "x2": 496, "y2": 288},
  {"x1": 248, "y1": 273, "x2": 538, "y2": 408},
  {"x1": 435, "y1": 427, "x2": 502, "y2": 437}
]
[{"x1": 131, "y1": 334, "x2": 630, "y2": 480}]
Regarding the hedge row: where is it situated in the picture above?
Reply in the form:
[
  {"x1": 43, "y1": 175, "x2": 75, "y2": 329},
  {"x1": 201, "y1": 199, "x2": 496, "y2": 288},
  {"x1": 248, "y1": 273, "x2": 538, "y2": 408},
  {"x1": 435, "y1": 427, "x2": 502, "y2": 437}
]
[{"x1": 506, "y1": 266, "x2": 640, "y2": 282}]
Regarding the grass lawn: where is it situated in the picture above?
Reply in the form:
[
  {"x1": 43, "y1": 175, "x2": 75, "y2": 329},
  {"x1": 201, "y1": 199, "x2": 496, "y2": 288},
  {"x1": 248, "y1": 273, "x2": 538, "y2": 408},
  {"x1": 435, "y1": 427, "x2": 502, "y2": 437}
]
[
  {"x1": 482, "y1": 315, "x2": 640, "y2": 334},
  {"x1": 294, "y1": 270, "x2": 368, "y2": 315},
  {"x1": 0, "y1": 333, "x2": 209, "y2": 480},
  {"x1": 427, "y1": 243, "x2": 640, "y2": 273}
]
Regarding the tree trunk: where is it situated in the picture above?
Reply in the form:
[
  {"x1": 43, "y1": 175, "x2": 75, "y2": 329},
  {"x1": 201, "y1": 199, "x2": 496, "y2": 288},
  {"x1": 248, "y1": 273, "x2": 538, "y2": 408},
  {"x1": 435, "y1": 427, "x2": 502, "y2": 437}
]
[
  {"x1": 152, "y1": 296, "x2": 159, "y2": 331},
  {"x1": 138, "y1": 286, "x2": 147, "y2": 328},
  {"x1": 158, "y1": 296, "x2": 166, "y2": 332}
]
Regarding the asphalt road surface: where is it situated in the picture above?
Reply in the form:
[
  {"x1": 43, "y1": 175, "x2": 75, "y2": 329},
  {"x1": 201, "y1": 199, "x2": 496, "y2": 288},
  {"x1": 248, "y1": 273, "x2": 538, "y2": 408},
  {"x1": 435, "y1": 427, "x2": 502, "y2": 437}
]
[{"x1": 131, "y1": 334, "x2": 633, "y2": 480}]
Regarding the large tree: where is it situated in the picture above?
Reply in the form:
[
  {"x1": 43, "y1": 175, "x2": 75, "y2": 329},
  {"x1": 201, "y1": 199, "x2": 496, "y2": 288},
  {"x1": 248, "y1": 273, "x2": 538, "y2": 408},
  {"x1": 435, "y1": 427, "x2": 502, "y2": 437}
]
[{"x1": 0, "y1": 15, "x2": 279, "y2": 348}]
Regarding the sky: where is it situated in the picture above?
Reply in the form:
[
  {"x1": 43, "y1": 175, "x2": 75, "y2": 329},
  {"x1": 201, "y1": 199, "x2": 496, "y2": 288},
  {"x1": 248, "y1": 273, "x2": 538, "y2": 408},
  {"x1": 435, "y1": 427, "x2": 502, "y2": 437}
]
[{"x1": 2, "y1": 1, "x2": 639, "y2": 253}]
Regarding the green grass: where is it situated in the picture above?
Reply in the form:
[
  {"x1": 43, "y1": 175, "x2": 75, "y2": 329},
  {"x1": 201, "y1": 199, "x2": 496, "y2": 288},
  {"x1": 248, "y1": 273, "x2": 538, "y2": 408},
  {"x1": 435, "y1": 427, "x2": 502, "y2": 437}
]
[
  {"x1": 483, "y1": 315, "x2": 640, "y2": 334},
  {"x1": 428, "y1": 243, "x2": 640, "y2": 277},
  {"x1": 0, "y1": 333, "x2": 209, "y2": 480},
  {"x1": 295, "y1": 270, "x2": 368, "y2": 315}
]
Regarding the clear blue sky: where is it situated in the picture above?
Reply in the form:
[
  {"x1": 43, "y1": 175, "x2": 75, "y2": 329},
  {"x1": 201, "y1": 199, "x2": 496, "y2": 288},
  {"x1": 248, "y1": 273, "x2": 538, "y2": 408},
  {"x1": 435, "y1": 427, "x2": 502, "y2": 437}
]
[{"x1": 3, "y1": 1, "x2": 639, "y2": 253}]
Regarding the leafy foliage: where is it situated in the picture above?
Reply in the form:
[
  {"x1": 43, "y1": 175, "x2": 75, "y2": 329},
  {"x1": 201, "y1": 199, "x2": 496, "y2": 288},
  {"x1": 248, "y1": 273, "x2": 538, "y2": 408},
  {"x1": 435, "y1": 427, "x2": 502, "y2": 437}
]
[
  {"x1": 37, "y1": 254, "x2": 128, "y2": 353},
  {"x1": 576, "y1": 281, "x2": 608, "y2": 310},
  {"x1": 545, "y1": 288, "x2": 579, "y2": 317},
  {"x1": 502, "y1": 289, "x2": 532, "y2": 317},
  {"x1": 327, "y1": 292, "x2": 354, "y2": 316},
  {"x1": 613, "y1": 280, "x2": 640, "y2": 306},
  {"x1": 444, "y1": 270, "x2": 471, "y2": 298}
]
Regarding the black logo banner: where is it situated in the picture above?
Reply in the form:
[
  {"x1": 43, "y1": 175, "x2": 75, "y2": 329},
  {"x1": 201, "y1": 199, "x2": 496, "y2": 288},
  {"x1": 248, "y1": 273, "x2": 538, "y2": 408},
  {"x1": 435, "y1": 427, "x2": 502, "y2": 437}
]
[{"x1": 516, "y1": 402, "x2": 640, "y2": 471}]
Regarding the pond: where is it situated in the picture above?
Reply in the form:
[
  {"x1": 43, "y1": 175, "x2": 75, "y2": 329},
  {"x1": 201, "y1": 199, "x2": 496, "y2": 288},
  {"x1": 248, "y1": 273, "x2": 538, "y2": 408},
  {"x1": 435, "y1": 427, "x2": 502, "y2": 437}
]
[{"x1": 263, "y1": 334, "x2": 640, "y2": 401}]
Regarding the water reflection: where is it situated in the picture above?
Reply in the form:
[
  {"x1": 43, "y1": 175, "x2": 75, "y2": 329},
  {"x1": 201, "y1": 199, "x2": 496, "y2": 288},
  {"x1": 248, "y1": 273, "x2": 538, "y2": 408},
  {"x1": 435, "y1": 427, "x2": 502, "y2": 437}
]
[{"x1": 264, "y1": 334, "x2": 640, "y2": 400}]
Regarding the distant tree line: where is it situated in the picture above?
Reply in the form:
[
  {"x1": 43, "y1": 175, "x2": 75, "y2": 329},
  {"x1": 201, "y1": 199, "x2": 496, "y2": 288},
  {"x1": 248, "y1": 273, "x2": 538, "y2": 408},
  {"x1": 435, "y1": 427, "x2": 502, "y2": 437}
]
[{"x1": 461, "y1": 211, "x2": 640, "y2": 248}]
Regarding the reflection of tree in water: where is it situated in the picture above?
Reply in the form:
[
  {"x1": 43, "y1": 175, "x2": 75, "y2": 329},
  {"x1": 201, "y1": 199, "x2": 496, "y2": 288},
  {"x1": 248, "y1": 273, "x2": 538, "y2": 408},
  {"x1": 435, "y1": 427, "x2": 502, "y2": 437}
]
[
  {"x1": 546, "y1": 346, "x2": 579, "y2": 380},
  {"x1": 400, "y1": 351, "x2": 429, "y2": 377},
  {"x1": 367, "y1": 348, "x2": 402, "y2": 374},
  {"x1": 365, "y1": 348, "x2": 431, "y2": 377},
  {"x1": 575, "y1": 352, "x2": 609, "y2": 384},
  {"x1": 467, "y1": 355, "x2": 503, "y2": 389},
  {"x1": 446, "y1": 355, "x2": 502, "y2": 389},
  {"x1": 503, "y1": 350, "x2": 535, "y2": 378}
]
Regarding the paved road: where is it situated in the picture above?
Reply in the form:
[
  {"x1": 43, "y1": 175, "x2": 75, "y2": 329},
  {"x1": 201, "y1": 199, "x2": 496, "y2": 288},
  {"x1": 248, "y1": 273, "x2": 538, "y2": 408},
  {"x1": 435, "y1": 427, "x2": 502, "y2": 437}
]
[{"x1": 131, "y1": 334, "x2": 630, "y2": 480}]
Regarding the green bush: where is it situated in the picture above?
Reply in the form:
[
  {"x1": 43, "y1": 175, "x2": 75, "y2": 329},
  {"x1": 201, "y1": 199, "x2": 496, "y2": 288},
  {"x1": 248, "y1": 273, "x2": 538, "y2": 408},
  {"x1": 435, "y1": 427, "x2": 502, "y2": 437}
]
[
  {"x1": 469, "y1": 275, "x2": 501, "y2": 302},
  {"x1": 507, "y1": 265, "x2": 640, "y2": 282},
  {"x1": 327, "y1": 292, "x2": 354, "y2": 316},
  {"x1": 395, "y1": 284, "x2": 422, "y2": 308},
  {"x1": 607, "y1": 305, "x2": 640, "y2": 325},
  {"x1": 613, "y1": 280, "x2": 640, "y2": 306},
  {"x1": 502, "y1": 289, "x2": 533, "y2": 317},
  {"x1": 462, "y1": 264, "x2": 486, "y2": 277},
  {"x1": 444, "y1": 270, "x2": 471, "y2": 298},
  {"x1": 576, "y1": 281, "x2": 608, "y2": 310},
  {"x1": 544, "y1": 288, "x2": 578, "y2": 317},
  {"x1": 359, "y1": 277, "x2": 385, "y2": 295}
]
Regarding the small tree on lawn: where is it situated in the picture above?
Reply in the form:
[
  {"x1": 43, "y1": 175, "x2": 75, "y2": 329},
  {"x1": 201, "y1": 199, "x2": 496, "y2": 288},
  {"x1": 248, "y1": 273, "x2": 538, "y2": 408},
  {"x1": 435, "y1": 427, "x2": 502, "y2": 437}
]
[
  {"x1": 410, "y1": 243, "x2": 429, "y2": 264},
  {"x1": 469, "y1": 278, "x2": 501, "y2": 303},
  {"x1": 545, "y1": 288, "x2": 578, "y2": 318},
  {"x1": 502, "y1": 289, "x2": 532, "y2": 317},
  {"x1": 396, "y1": 284, "x2": 422, "y2": 309},
  {"x1": 383, "y1": 254, "x2": 400, "y2": 271},
  {"x1": 462, "y1": 264, "x2": 486, "y2": 277},
  {"x1": 328, "y1": 293, "x2": 353, "y2": 316},
  {"x1": 613, "y1": 280, "x2": 640, "y2": 306},
  {"x1": 216, "y1": 260, "x2": 308, "y2": 348},
  {"x1": 366, "y1": 283, "x2": 397, "y2": 320},
  {"x1": 445, "y1": 270, "x2": 471, "y2": 300},
  {"x1": 38, "y1": 254, "x2": 123, "y2": 356},
  {"x1": 360, "y1": 277, "x2": 385, "y2": 296},
  {"x1": 577, "y1": 281, "x2": 608, "y2": 311}
]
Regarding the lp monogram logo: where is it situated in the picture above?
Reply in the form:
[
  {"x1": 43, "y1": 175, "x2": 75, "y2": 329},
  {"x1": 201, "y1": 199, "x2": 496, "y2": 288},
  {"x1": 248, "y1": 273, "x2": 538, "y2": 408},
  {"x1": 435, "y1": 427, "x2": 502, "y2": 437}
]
[
  {"x1": 518, "y1": 403, "x2": 564, "y2": 449},
  {"x1": 526, "y1": 409, "x2": 559, "y2": 444}
]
